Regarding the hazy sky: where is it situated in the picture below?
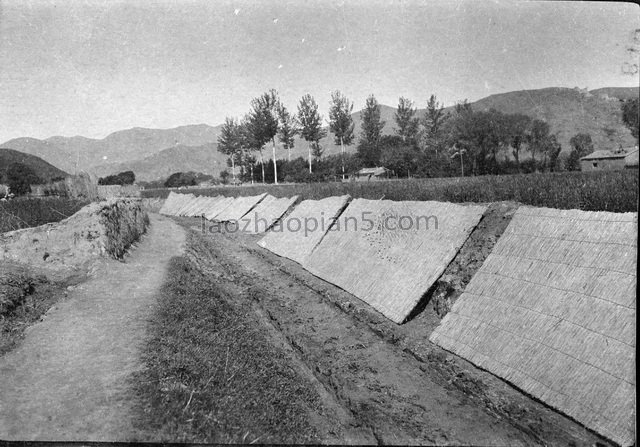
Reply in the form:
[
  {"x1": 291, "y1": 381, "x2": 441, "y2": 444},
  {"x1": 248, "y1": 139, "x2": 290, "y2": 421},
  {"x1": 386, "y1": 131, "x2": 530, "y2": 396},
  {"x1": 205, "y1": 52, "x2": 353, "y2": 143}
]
[{"x1": 0, "y1": 0, "x2": 638, "y2": 142}]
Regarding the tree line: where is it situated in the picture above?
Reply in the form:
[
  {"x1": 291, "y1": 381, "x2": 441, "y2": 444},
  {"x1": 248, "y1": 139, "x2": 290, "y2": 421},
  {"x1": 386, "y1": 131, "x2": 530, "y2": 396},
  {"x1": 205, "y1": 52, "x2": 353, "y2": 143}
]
[{"x1": 215, "y1": 90, "x2": 639, "y2": 184}]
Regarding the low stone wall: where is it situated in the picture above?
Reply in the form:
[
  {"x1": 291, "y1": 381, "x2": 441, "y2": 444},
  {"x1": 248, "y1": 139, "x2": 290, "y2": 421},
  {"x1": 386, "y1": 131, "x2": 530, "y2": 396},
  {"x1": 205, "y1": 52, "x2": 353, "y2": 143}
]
[{"x1": 0, "y1": 199, "x2": 149, "y2": 274}]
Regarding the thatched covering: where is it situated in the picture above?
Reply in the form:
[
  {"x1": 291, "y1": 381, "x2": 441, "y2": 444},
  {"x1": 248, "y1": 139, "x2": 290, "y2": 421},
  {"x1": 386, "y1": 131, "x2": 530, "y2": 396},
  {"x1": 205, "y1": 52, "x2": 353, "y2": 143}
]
[
  {"x1": 303, "y1": 199, "x2": 486, "y2": 323},
  {"x1": 257, "y1": 195, "x2": 351, "y2": 264},
  {"x1": 173, "y1": 195, "x2": 195, "y2": 216},
  {"x1": 430, "y1": 206, "x2": 637, "y2": 446},
  {"x1": 158, "y1": 192, "x2": 181, "y2": 215},
  {"x1": 159, "y1": 192, "x2": 195, "y2": 216},
  {"x1": 174, "y1": 194, "x2": 198, "y2": 216},
  {"x1": 242, "y1": 195, "x2": 299, "y2": 234},
  {"x1": 214, "y1": 193, "x2": 268, "y2": 222},
  {"x1": 181, "y1": 196, "x2": 210, "y2": 217},
  {"x1": 203, "y1": 196, "x2": 235, "y2": 221},
  {"x1": 188, "y1": 196, "x2": 222, "y2": 217}
]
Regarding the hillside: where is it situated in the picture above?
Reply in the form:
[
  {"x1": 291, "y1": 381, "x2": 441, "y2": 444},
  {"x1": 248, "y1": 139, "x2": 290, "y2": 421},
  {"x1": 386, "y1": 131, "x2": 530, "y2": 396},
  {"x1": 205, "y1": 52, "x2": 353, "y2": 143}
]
[
  {"x1": 1, "y1": 124, "x2": 222, "y2": 174},
  {"x1": 466, "y1": 87, "x2": 637, "y2": 153},
  {"x1": 93, "y1": 143, "x2": 228, "y2": 182},
  {"x1": 589, "y1": 87, "x2": 639, "y2": 101},
  {"x1": 0, "y1": 148, "x2": 68, "y2": 183}
]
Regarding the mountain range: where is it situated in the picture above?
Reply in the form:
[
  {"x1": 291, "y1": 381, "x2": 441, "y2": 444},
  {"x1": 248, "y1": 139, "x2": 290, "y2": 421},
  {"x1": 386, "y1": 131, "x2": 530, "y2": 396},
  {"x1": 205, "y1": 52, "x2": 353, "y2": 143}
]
[{"x1": 1, "y1": 86, "x2": 637, "y2": 182}]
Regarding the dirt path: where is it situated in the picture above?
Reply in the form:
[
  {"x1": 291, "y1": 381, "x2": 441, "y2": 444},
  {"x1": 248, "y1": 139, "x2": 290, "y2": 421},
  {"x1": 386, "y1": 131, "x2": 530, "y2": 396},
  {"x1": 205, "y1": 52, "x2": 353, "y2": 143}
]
[{"x1": 0, "y1": 214, "x2": 185, "y2": 441}]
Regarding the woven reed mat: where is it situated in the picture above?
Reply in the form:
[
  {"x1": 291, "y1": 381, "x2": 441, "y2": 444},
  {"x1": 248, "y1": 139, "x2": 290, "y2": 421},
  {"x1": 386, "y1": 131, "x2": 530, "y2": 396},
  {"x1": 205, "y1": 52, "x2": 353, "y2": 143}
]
[
  {"x1": 214, "y1": 193, "x2": 268, "y2": 222},
  {"x1": 172, "y1": 194, "x2": 196, "y2": 216},
  {"x1": 182, "y1": 196, "x2": 207, "y2": 217},
  {"x1": 159, "y1": 192, "x2": 183, "y2": 215},
  {"x1": 203, "y1": 196, "x2": 235, "y2": 221},
  {"x1": 303, "y1": 199, "x2": 486, "y2": 324},
  {"x1": 241, "y1": 195, "x2": 299, "y2": 233},
  {"x1": 190, "y1": 196, "x2": 224, "y2": 217},
  {"x1": 430, "y1": 206, "x2": 637, "y2": 446},
  {"x1": 257, "y1": 195, "x2": 351, "y2": 264},
  {"x1": 178, "y1": 194, "x2": 204, "y2": 216}
]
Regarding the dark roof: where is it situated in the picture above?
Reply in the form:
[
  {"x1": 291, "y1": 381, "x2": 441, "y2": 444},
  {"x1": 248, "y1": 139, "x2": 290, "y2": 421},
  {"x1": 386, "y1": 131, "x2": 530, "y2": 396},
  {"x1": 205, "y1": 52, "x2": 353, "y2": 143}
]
[{"x1": 581, "y1": 150, "x2": 627, "y2": 161}]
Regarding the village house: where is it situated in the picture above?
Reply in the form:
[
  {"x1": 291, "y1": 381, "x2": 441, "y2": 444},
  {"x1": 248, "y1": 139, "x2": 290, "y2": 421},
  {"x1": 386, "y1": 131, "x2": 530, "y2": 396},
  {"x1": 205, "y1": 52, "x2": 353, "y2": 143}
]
[
  {"x1": 580, "y1": 147, "x2": 639, "y2": 171},
  {"x1": 353, "y1": 167, "x2": 391, "y2": 182}
]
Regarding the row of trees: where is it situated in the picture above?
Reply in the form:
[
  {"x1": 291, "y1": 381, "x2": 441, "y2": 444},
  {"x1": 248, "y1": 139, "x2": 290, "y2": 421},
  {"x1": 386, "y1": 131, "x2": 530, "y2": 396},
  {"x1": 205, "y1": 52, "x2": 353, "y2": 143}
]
[
  {"x1": 217, "y1": 89, "x2": 635, "y2": 183},
  {"x1": 217, "y1": 89, "x2": 356, "y2": 184},
  {"x1": 98, "y1": 170, "x2": 135, "y2": 186}
]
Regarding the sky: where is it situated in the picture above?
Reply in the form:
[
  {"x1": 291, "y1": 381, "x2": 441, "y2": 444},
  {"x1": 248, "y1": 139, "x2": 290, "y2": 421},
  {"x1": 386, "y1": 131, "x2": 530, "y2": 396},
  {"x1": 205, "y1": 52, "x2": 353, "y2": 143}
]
[{"x1": 0, "y1": 0, "x2": 638, "y2": 142}]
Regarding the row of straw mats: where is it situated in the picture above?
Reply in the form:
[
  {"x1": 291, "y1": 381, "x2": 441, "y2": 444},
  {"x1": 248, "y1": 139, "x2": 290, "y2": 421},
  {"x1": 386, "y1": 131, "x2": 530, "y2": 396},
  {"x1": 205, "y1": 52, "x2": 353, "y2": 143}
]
[
  {"x1": 257, "y1": 195, "x2": 351, "y2": 264},
  {"x1": 215, "y1": 193, "x2": 268, "y2": 222},
  {"x1": 178, "y1": 196, "x2": 208, "y2": 216},
  {"x1": 174, "y1": 194, "x2": 199, "y2": 216},
  {"x1": 303, "y1": 199, "x2": 486, "y2": 323},
  {"x1": 242, "y1": 195, "x2": 299, "y2": 233},
  {"x1": 203, "y1": 196, "x2": 235, "y2": 220},
  {"x1": 159, "y1": 192, "x2": 189, "y2": 215},
  {"x1": 429, "y1": 206, "x2": 637, "y2": 446},
  {"x1": 158, "y1": 193, "x2": 295, "y2": 232}
]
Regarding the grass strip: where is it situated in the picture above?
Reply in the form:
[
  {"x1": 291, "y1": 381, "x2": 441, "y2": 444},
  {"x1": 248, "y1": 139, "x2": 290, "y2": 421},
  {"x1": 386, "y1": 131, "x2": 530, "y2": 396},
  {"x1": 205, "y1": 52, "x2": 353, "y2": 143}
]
[{"x1": 131, "y1": 243, "x2": 323, "y2": 443}]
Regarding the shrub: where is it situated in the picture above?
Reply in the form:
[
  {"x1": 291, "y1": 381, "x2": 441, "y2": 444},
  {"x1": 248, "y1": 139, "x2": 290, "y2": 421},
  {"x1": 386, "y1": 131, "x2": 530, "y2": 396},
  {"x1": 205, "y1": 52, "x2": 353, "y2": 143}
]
[
  {"x1": 7, "y1": 163, "x2": 41, "y2": 196},
  {"x1": 98, "y1": 171, "x2": 136, "y2": 186}
]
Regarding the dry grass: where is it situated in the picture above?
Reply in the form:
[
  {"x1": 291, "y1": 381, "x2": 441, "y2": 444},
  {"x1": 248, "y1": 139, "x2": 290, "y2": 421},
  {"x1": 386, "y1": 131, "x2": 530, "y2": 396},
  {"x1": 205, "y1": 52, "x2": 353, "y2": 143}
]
[
  {"x1": 98, "y1": 199, "x2": 150, "y2": 259},
  {"x1": 130, "y1": 234, "x2": 323, "y2": 443}
]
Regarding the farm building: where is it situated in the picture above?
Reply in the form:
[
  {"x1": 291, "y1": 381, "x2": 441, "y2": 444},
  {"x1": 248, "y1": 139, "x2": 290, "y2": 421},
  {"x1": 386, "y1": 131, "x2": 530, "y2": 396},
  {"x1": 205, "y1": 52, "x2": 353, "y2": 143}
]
[
  {"x1": 580, "y1": 147, "x2": 638, "y2": 171},
  {"x1": 353, "y1": 167, "x2": 390, "y2": 182}
]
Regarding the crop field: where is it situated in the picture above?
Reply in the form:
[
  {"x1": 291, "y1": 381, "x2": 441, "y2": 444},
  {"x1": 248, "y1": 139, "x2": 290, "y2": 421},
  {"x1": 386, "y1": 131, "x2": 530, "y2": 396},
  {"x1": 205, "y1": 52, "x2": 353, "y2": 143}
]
[
  {"x1": 0, "y1": 197, "x2": 89, "y2": 234},
  {"x1": 144, "y1": 170, "x2": 639, "y2": 213}
]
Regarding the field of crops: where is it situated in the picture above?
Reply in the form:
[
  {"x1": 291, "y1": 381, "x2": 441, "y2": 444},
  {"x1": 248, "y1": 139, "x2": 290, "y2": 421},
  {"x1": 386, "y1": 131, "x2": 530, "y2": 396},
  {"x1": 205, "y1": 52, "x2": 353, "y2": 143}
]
[
  {"x1": 144, "y1": 170, "x2": 638, "y2": 213},
  {"x1": 0, "y1": 198, "x2": 89, "y2": 234}
]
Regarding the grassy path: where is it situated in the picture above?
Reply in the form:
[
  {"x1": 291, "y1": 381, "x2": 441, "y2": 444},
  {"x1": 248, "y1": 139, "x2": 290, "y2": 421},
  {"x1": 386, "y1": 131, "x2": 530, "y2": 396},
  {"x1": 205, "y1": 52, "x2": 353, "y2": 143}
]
[{"x1": 0, "y1": 214, "x2": 185, "y2": 441}]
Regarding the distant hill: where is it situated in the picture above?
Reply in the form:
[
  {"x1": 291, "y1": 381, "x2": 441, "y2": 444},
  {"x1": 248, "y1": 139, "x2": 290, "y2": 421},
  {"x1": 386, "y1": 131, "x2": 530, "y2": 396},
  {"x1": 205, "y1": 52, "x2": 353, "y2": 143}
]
[
  {"x1": 92, "y1": 143, "x2": 228, "y2": 182},
  {"x1": 589, "y1": 87, "x2": 639, "y2": 101},
  {"x1": 457, "y1": 87, "x2": 637, "y2": 153},
  {"x1": 1, "y1": 124, "x2": 222, "y2": 174},
  {"x1": 0, "y1": 148, "x2": 68, "y2": 184},
  {"x1": 2, "y1": 86, "x2": 637, "y2": 181}
]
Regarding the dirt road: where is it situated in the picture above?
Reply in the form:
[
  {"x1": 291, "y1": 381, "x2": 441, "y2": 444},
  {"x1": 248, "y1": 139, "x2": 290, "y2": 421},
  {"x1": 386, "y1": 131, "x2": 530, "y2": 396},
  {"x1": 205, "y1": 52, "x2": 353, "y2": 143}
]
[{"x1": 0, "y1": 214, "x2": 185, "y2": 441}]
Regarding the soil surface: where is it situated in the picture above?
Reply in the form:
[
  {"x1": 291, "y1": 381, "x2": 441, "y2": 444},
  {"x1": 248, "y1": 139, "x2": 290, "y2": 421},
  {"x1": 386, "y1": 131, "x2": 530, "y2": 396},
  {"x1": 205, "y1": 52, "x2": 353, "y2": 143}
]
[
  {"x1": 189, "y1": 206, "x2": 611, "y2": 446},
  {"x1": 0, "y1": 214, "x2": 185, "y2": 441}
]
